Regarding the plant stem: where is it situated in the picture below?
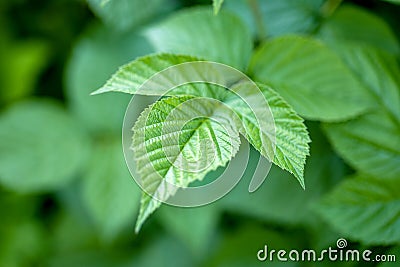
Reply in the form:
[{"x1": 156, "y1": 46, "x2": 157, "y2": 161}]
[{"x1": 247, "y1": 0, "x2": 267, "y2": 41}]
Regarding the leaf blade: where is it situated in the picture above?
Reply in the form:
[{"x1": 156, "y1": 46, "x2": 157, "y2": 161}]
[
  {"x1": 249, "y1": 35, "x2": 374, "y2": 121},
  {"x1": 316, "y1": 175, "x2": 400, "y2": 245}
]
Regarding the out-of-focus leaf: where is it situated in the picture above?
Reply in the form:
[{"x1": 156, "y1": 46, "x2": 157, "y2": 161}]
[
  {"x1": 224, "y1": 0, "x2": 324, "y2": 38},
  {"x1": 82, "y1": 138, "x2": 141, "y2": 242},
  {"x1": 65, "y1": 25, "x2": 152, "y2": 134},
  {"x1": 0, "y1": 99, "x2": 89, "y2": 192},
  {"x1": 323, "y1": 46, "x2": 400, "y2": 180},
  {"x1": 0, "y1": 40, "x2": 49, "y2": 104},
  {"x1": 220, "y1": 123, "x2": 346, "y2": 226},
  {"x1": 133, "y1": 96, "x2": 241, "y2": 232},
  {"x1": 86, "y1": 0, "x2": 171, "y2": 32},
  {"x1": 318, "y1": 5, "x2": 399, "y2": 54},
  {"x1": 249, "y1": 36, "x2": 373, "y2": 121},
  {"x1": 157, "y1": 204, "x2": 219, "y2": 257},
  {"x1": 145, "y1": 8, "x2": 252, "y2": 70},
  {"x1": 316, "y1": 175, "x2": 400, "y2": 245},
  {"x1": 213, "y1": 0, "x2": 224, "y2": 14}
]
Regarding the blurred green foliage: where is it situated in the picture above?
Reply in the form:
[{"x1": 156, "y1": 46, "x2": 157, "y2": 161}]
[{"x1": 0, "y1": 0, "x2": 399, "y2": 266}]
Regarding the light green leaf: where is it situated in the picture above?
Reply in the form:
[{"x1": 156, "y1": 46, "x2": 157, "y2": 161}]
[
  {"x1": 0, "y1": 100, "x2": 89, "y2": 192},
  {"x1": 81, "y1": 138, "x2": 141, "y2": 242},
  {"x1": 93, "y1": 53, "x2": 310, "y2": 186},
  {"x1": 323, "y1": 46, "x2": 400, "y2": 180},
  {"x1": 226, "y1": 83, "x2": 310, "y2": 186},
  {"x1": 318, "y1": 5, "x2": 400, "y2": 54},
  {"x1": 133, "y1": 95, "x2": 241, "y2": 232},
  {"x1": 249, "y1": 35, "x2": 374, "y2": 121},
  {"x1": 213, "y1": 0, "x2": 224, "y2": 14},
  {"x1": 144, "y1": 8, "x2": 252, "y2": 70},
  {"x1": 65, "y1": 25, "x2": 152, "y2": 134},
  {"x1": 92, "y1": 53, "x2": 200, "y2": 95},
  {"x1": 316, "y1": 175, "x2": 400, "y2": 245},
  {"x1": 224, "y1": 0, "x2": 324, "y2": 38},
  {"x1": 86, "y1": 0, "x2": 171, "y2": 31}
]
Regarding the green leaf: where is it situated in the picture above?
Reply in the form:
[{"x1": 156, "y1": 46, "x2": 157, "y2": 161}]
[
  {"x1": 213, "y1": 0, "x2": 224, "y2": 14},
  {"x1": 94, "y1": 53, "x2": 310, "y2": 186},
  {"x1": 81, "y1": 138, "x2": 141, "y2": 242},
  {"x1": 144, "y1": 8, "x2": 253, "y2": 70},
  {"x1": 224, "y1": 0, "x2": 324, "y2": 38},
  {"x1": 318, "y1": 5, "x2": 400, "y2": 54},
  {"x1": 133, "y1": 95, "x2": 241, "y2": 231},
  {"x1": 249, "y1": 35, "x2": 374, "y2": 121},
  {"x1": 65, "y1": 25, "x2": 152, "y2": 134},
  {"x1": 323, "y1": 46, "x2": 400, "y2": 180},
  {"x1": 226, "y1": 83, "x2": 310, "y2": 187},
  {"x1": 92, "y1": 53, "x2": 200, "y2": 95},
  {"x1": 316, "y1": 175, "x2": 400, "y2": 245},
  {"x1": 0, "y1": 100, "x2": 89, "y2": 192},
  {"x1": 86, "y1": 0, "x2": 171, "y2": 31}
]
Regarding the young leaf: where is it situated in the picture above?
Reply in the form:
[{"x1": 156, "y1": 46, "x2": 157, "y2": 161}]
[
  {"x1": 249, "y1": 35, "x2": 374, "y2": 121},
  {"x1": 213, "y1": 0, "x2": 224, "y2": 14},
  {"x1": 92, "y1": 54, "x2": 200, "y2": 95},
  {"x1": 133, "y1": 95, "x2": 241, "y2": 231},
  {"x1": 94, "y1": 53, "x2": 310, "y2": 187},
  {"x1": 323, "y1": 46, "x2": 400, "y2": 180},
  {"x1": 144, "y1": 8, "x2": 252, "y2": 70},
  {"x1": 0, "y1": 100, "x2": 89, "y2": 192},
  {"x1": 318, "y1": 5, "x2": 400, "y2": 54},
  {"x1": 225, "y1": 83, "x2": 310, "y2": 187},
  {"x1": 316, "y1": 175, "x2": 400, "y2": 245},
  {"x1": 81, "y1": 138, "x2": 141, "y2": 242}
]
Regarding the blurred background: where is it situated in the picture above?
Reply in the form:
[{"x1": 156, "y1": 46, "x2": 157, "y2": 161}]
[{"x1": 0, "y1": 0, "x2": 399, "y2": 266}]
